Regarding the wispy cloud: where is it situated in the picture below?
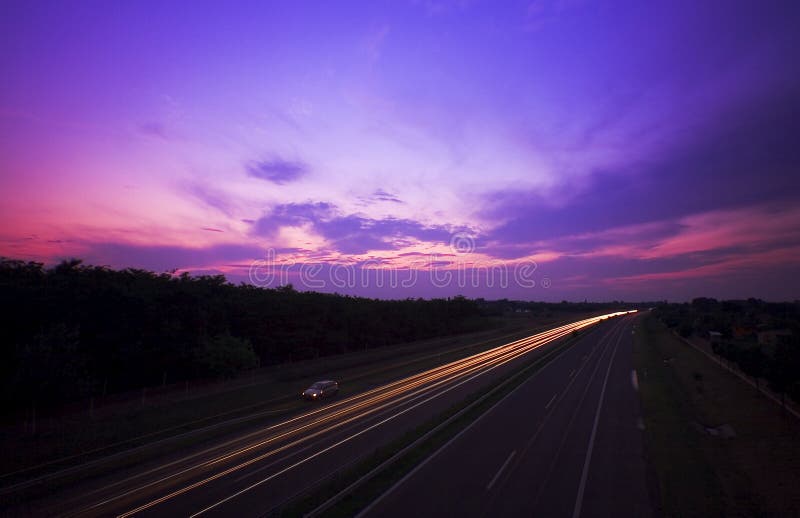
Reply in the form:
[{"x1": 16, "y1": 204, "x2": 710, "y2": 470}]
[
  {"x1": 357, "y1": 189, "x2": 405, "y2": 206},
  {"x1": 252, "y1": 201, "x2": 454, "y2": 255},
  {"x1": 182, "y1": 182, "x2": 236, "y2": 217},
  {"x1": 138, "y1": 121, "x2": 168, "y2": 139},
  {"x1": 363, "y1": 24, "x2": 390, "y2": 64},
  {"x1": 78, "y1": 242, "x2": 264, "y2": 273},
  {"x1": 246, "y1": 158, "x2": 308, "y2": 184},
  {"x1": 371, "y1": 189, "x2": 404, "y2": 203}
]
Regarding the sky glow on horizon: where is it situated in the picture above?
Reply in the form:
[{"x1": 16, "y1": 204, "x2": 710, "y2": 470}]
[{"x1": 1, "y1": 1, "x2": 799, "y2": 301}]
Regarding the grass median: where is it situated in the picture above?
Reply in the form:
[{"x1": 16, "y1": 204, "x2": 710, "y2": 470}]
[{"x1": 633, "y1": 314, "x2": 800, "y2": 517}]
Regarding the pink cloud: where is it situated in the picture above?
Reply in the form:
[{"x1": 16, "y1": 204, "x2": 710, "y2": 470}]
[
  {"x1": 563, "y1": 203, "x2": 800, "y2": 263},
  {"x1": 605, "y1": 244, "x2": 800, "y2": 285}
]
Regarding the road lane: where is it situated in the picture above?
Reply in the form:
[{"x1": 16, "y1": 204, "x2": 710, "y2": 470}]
[
  {"x1": 6, "y1": 312, "x2": 632, "y2": 517},
  {"x1": 576, "y1": 318, "x2": 651, "y2": 518},
  {"x1": 363, "y1": 314, "x2": 651, "y2": 518},
  {"x1": 143, "y1": 316, "x2": 626, "y2": 517}
]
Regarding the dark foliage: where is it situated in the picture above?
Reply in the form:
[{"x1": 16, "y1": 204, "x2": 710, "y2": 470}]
[
  {"x1": 655, "y1": 298, "x2": 800, "y2": 405},
  {"x1": 0, "y1": 259, "x2": 488, "y2": 412},
  {"x1": 0, "y1": 258, "x2": 631, "y2": 412}
]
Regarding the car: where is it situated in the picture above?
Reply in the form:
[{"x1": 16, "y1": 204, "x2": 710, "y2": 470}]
[{"x1": 302, "y1": 380, "x2": 339, "y2": 401}]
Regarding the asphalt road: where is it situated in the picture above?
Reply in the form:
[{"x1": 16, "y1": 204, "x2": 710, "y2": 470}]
[
  {"x1": 362, "y1": 313, "x2": 652, "y2": 518},
  {"x1": 5, "y1": 312, "x2": 636, "y2": 517}
]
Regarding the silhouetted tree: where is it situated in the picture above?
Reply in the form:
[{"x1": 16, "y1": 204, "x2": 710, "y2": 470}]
[
  {"x1": 194, "y1": 334, "x2": 259, "y2": 379},
  {"x1": 0, "y1": 258, "x2": 498, "y2": 411},
  {"x1": 739, "y1": 347, "x2": 767, "y2": 391}
]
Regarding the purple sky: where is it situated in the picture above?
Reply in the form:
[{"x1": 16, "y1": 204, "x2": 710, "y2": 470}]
[{"x1": 1, "y1": 1, "x2": 799, "y2": 301}]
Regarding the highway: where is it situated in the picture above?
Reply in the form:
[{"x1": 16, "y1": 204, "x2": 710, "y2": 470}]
[
  {"x1": 9, "y1": 312, "x2": 637, "y2": 517},
  {"x1": 362, "y1": 312, "x2": 651, "y2": 518}
]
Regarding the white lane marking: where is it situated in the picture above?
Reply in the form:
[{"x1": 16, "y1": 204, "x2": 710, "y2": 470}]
[
  {"x1": 631, "y1": 369, "x2": 639, "y2": 391},
  {"x1": 572, "y1": 324, "x2": 623, "y2": 518},
  {"x1": 569, "y1": 369, "x2": 576, "y2": 378},
  {"x1": 486, "y1": 450, "x2": 516, "y2": 491},
  {"x1": 545, "y1": 393, "x2": 558, "y2": 410},
  {"x1": 637, "y1": 417, "x2": 645, "y2": 431},
  {"x1": 356, "y1": 324, "x2": 611, "y2": 518},
  {"x1": 189, "y1": 323, "x2": 590, "y2": 518},
  {"x1": 123, "y1": 315, "x2": 624, "y2": 517},
  {"x1": 188, "y1": 374, "x2": 483, "y2": 517},
  {"x1": 119, "y1": 322, "x2": 592, "y2": 515},
  {"x1": 483, "y1": 319, "x2": 629, "y2": 516}
]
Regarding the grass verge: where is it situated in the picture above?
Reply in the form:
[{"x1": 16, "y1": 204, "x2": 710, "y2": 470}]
[{"x1": 633, "y1": 314, "x2": 800, "y2": 517}]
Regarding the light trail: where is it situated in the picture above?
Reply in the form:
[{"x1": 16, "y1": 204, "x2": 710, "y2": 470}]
[
  {"x1": 101, "y1": 311, "x2": 635, "y2": 517},
  {"x1": 189, "y1": 313, "x2": 637, "y2": 517}
]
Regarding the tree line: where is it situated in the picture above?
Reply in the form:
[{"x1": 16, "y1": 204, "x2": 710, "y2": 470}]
[
  {"x1": 0, "y1": 259, "x2": 487, "y2": 413},
  {"x1": 0, "y1": 258, "x2": 634, "y2": 413}
]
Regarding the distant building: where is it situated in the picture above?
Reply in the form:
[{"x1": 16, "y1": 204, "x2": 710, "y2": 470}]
[
  {"x1": 757, "y1": 329, "x2": 792, "y2": 346},
  {"x1": 709, "y1": 331, "x2": 722, "y2": 344}
]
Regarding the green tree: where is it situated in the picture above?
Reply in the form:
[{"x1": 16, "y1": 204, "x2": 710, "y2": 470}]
[{"x1": 194, "y1": 334, "x2": 259, "y2": 379}]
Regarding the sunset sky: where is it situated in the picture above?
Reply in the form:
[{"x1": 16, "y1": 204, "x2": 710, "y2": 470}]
[{"x1": 1, "y1": 1, "x2": 799, "y2": 301}]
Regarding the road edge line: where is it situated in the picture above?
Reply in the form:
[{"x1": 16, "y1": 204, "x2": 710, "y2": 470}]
[{"x1": 347, "y1": 328, "x2": 603, "y2": 518}]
